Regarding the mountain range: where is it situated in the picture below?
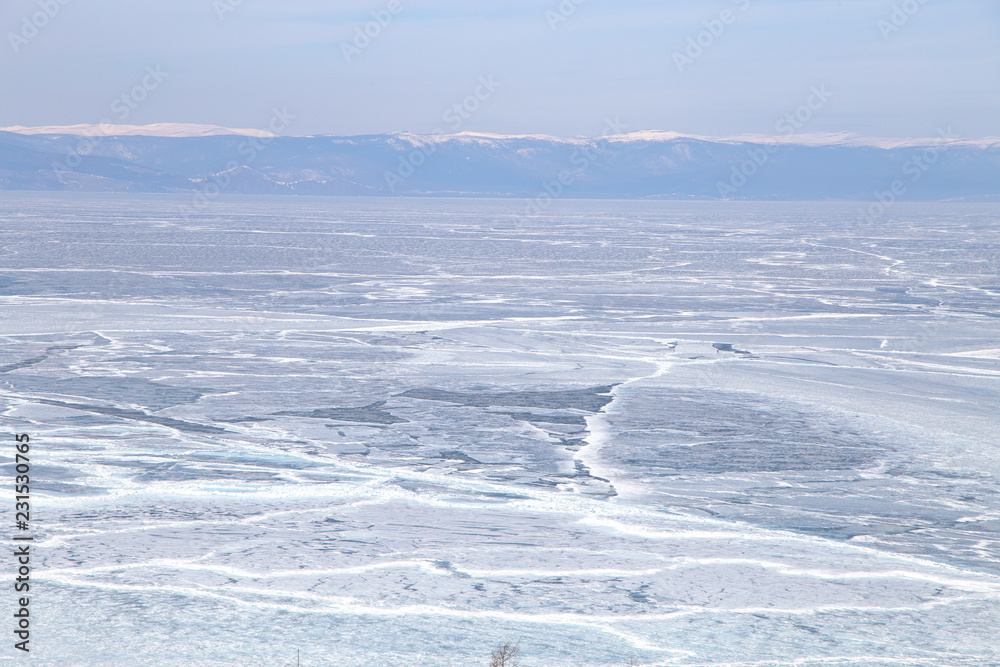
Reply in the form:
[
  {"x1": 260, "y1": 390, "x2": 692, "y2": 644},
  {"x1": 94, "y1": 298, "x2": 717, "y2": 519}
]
[{"x1": 2, "y1": 124, "x2": 998, "y2": 201}]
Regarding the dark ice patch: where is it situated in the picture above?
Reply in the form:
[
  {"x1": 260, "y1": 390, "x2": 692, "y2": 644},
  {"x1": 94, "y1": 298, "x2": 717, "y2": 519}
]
[
  {"x1": 0, "y1": 462, "x2": 89, "y2": 484},
  {"x1": 495, "y1": 412, "x2": 589, "y2": 426},
  {"x1": 436, "y1": 450, "x2": 484, "y2": 465},
  {"x1": 604, "y1": 389, "x2": 885, "y2": 474},
  {"x1": 34, "y1": 399, "x2": 228, "y2": 434},
  {"x1": 558, "y1": 437, "x2": 588, "y2": 451},
  {"x1": 656, "y1": 441, "x2": 876, "y2": 473},
  {"x1": 0, "y1": 355, "x2": 48, "y2": 373},
  {"x1": 7, "y1": 376, "x2": 212, "y2": 410},
  {"x1": 132, "y1": 463, "x2": 281, "y2": 483},
  {"x1": 0, "y1": 343, "x2": 84, "y2": 373},
  {"x1": 34, "y1": 482, "x2": 108, "y2": 496},
  {"x1": 398, "y1": 386, "x2": 616, "y2": 412},
  {"x1": 433, "y1": 560, "x2": 470, "y2": 578},
  {"x1": 628, "y1": 587, "x2": 654, "y2": 604},
  {"x1": 0, "y1": 276, "x2": 22, "y2": 293},
  {"x1": 713, "y1": 343, "x2": 752, "y2": 355},
  {"x1": 274, "y1": 401, "x2": 408, "y2": 425}
]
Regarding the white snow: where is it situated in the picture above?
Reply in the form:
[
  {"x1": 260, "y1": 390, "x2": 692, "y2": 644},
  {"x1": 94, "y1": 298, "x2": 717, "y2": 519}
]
[
  {"x1": 7, "y1": 124, "x2": 995, "y2": 148},
  {"x1": 0, "y1": 123, "x2": 277, "y2": 138}
]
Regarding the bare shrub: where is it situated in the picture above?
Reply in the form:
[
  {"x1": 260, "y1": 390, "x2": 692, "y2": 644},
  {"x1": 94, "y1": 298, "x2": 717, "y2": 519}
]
[{"x1": 489, "y1": 641, "x2": 520, "y2": 667}]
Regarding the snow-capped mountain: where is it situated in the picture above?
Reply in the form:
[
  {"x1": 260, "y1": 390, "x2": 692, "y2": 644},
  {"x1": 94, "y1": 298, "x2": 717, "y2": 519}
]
[
  {"x1": 1, "y1": 127, "x2": 998, "y2": 200},
  {"x1": 0, "y1": 123, "x2": 276, "y2": 138}
]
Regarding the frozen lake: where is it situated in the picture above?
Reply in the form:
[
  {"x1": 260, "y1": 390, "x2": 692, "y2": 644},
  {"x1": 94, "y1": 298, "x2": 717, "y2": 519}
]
[{"x1": 1, "y1": 194, "x2": 998, "y2": 666}]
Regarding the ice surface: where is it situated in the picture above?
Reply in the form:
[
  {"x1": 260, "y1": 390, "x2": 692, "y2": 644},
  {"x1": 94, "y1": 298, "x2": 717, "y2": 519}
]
[{"x1": 0, "y1": 195, "x2": 998, "y2": 666}]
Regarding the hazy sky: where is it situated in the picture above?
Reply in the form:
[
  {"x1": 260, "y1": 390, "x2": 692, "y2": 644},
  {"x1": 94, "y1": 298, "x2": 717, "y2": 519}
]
[{"x1": 2, "y1": 0, "x2": 998, "y2": 138}]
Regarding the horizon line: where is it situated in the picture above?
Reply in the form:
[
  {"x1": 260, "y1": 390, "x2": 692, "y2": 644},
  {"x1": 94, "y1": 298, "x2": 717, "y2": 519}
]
[{"x1": 3, "y1": 123, "x2": 999, "y2": 149}]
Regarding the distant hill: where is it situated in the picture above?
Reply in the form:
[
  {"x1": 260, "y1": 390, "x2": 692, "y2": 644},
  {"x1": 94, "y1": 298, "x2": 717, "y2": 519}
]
[{"x1": 2, "y1": 125, "x2": 998, "y2": 202}]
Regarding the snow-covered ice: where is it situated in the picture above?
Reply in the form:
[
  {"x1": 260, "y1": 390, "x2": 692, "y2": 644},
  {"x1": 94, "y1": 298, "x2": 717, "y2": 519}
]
[{"x1": 0, "y1": 195, "x2": 998, "y2": 666}]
